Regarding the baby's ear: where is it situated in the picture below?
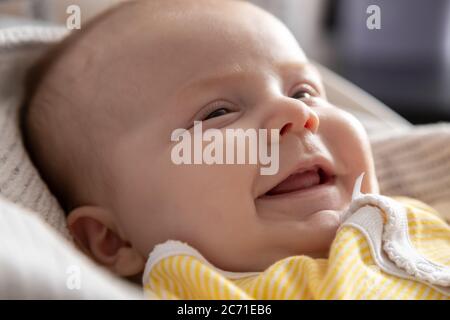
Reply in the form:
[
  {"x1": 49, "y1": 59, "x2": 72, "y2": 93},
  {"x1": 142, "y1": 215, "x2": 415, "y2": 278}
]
[{"x1": 67, "y1": 206, "x2": 145, "y2": 277}]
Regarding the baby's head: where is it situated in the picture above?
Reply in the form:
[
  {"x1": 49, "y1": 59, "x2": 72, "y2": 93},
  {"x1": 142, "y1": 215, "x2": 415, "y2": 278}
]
[{"x1": 22, "y1": 0, "x2": 379, "y2": 276}]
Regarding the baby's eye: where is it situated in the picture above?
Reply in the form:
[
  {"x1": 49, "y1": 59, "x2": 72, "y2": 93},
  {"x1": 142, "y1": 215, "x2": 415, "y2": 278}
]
[
  {"x1": 291, "y1": 90, "x2": 312, "y2": 100},
  {"x1": 290, "y1": 84, "x2": 318, "y2": 100},
  {"x1": 203, "y1": 107, "x2": 232, "y2": 121}
]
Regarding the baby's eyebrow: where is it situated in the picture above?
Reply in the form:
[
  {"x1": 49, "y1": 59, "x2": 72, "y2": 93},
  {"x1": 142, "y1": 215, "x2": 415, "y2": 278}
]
[
  {"x1": 275, "y1": 61, "x2": 325, "y2": 96},
  {"x1": 178, "y1": 63, "x2": 247, "y2": 93}
]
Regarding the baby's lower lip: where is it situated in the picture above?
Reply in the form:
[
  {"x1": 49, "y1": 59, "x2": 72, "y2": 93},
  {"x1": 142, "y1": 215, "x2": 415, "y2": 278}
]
[
  {"x1": 257, "y1": 179, "x2": 343, "y2": 220},
  {"x1": 261, "y1": 171, "x2": 336, "y2": 198},
  {"x1": 264, "y1": 167, "x2": 335, "y2": 197}
]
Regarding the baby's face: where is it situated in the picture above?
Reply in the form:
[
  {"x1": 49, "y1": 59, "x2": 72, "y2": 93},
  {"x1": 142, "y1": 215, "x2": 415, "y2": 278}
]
[{"x1": 84, "y1": 1, "x2": 378, "y2": 272}]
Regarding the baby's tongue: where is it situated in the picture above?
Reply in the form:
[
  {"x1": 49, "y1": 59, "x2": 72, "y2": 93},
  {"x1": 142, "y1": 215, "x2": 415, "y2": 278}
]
[{"x1": 267, "y1": 169, "x2": 320, "y2": 195}]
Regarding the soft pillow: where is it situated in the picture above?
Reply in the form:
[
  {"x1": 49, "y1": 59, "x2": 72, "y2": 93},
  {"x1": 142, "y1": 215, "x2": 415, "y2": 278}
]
[{"x1": 0, "y1": 23, "x2": 70, "y2": 239}]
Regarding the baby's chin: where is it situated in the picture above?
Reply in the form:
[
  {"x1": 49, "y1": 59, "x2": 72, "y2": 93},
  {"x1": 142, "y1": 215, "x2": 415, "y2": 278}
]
[
  {"x1": 292, "y1": 209, "x2": 344, "y2": 257},
  {"x1": 305, "y1": 209, "x2": 343, "y2": 227}
]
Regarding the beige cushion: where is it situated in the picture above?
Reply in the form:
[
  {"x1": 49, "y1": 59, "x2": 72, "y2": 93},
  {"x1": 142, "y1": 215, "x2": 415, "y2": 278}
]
[{"x1": 371, "y1": 124, "x2": 450, "y2": 222}]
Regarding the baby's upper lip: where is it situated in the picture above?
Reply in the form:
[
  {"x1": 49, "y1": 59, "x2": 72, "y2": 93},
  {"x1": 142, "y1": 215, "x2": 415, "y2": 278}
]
[{"x1": 257, "y1": 155, "x2": 336, "y2": 198}]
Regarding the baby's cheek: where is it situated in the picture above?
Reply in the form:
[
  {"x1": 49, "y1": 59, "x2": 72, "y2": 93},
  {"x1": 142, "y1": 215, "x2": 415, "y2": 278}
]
[
  {"x1": 325, "y1": 107, "x2": 368, "y2": 152},
  {"x1": 319, "y1": 108, "x2": 374, "y2": 184}
]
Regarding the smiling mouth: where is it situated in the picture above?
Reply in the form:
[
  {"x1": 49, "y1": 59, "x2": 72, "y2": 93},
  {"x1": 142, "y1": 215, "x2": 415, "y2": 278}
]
[{"x1": 265, "y1": 166, "x2": 335, "y2": 196}]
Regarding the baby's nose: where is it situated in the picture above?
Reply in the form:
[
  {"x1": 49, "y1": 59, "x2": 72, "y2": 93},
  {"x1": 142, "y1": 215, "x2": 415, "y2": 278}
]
[{"x1": 262, "y1": 97, "x2": 320, "y2": 137}]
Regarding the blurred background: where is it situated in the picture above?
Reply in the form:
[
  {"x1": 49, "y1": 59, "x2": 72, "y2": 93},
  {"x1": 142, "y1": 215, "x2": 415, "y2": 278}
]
[{"x1": 1, "y1": 0, "x2": 450, "y2": 124}]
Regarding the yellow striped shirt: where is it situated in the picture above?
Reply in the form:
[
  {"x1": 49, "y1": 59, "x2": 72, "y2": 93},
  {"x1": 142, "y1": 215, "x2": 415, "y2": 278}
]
[{"x1": 143, "y1": 197, "x2": 450, "y2": 300}]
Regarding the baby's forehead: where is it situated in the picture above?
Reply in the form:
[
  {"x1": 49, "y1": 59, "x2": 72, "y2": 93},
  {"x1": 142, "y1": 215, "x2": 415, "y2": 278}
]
[
  {"x1": 79, "y1": 0, "x2": 303, "y2": 65},
  {"x1": 92, "y1": 2, "x2": 305, "y2": 81}
]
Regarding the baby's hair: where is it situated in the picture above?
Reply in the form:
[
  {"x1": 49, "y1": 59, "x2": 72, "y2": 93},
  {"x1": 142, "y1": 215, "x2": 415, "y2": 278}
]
[{"x1": 21, "y1": 1, "x2": 138, "y2": 213}]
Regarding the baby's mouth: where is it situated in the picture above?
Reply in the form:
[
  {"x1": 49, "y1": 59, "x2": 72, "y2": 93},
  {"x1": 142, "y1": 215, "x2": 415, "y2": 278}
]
[{"x1": 265, "y1": 166, "x2": 334, "y2": 196}]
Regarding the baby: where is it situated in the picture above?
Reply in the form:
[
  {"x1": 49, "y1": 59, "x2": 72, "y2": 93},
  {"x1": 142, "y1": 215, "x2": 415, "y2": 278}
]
[{"x1": 22, "y1": 0, "x2": 450, "y2": 299}]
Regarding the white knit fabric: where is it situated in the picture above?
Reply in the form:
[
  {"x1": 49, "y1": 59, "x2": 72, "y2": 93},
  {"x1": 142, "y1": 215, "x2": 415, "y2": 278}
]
[
  {"x1": 343, "y1": 204, "x2": 450, "y2": 296},
  {"x1": 0, "y1": 25, "x2": 71, "y2": 239}
]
